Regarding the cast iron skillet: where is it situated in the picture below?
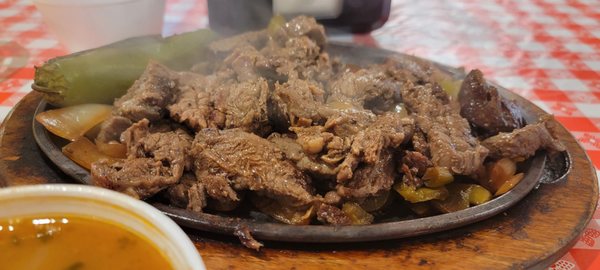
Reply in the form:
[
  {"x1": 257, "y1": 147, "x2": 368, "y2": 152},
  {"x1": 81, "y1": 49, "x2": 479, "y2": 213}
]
[{"x1": 32, "y1": 42, "x2": 571, "y2": 243}]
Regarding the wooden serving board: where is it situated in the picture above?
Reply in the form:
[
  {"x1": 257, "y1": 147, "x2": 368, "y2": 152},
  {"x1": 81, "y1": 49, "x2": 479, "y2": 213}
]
[{"x1": 1, "y1": 92, "x2": 597, "y2": 269}]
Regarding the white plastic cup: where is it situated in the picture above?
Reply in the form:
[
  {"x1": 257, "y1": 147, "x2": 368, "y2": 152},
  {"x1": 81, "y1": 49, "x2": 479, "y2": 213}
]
[
  {"x1": 32, "y1": 0, "x2": 166, "y2": 52},
  {"x1": 0, "y1": 184, "x2": 205, "y2": 270}
]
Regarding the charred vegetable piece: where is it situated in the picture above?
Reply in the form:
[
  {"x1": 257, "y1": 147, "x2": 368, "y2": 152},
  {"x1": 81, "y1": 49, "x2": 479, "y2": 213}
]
[
  {"x1": 393, "y1": 183, "x2": 449, "y2": 203},
  {"x1": 342, "y1": 202, "x2": 374, "y2": 225},
  {"x1": 495, "y1": 173, "x2": 525, "y2": 196},
  {"x1": 267, "y1": 15, "x2": 286, "y2": 36},
  {"x1": 95, "y1": 140, "x2": 127, "y2": 158},
  {"x1": 486, "y1": 158, "x2": 517, "y2": 191},
  {"x1": 431, "y1": 184, "x2": 471, "y2": 213},
  {"x1": 35, "y1": 104, "x2": 112, "y2": 141},
  {"x1": 62, "y1": 137, "x2": 119, "y2": 170},
  {"x1": 358, "y1": 191, "x2": 391, "y2": 212},
  {"x1": 422, "y1": 167, "x2": 454, "y2": 188},
  {"x1": 431, "y1": 184, "x2": 492, "y2": 213},
  {"x1": 468, "y1": 185, "x2": 492, "y2": 205},
  {"x1": 409, "y1": 202, "x2": 435, "y2": 216},
  {"x1": 431, "y1": 70, "x2": 462, "y2": 98},
  {"x1": 250, "y1": 195, "x2": 314, "y2": 225},
  {"x1": 34, "y1": 29, "x2": 217, "y2": 107},
  {"x1": 84, "y1": 122, "x2": 103, "y2": 141}
]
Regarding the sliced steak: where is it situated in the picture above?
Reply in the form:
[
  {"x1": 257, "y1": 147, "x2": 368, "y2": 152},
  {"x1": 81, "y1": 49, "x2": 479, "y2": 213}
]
[
  {"x1": 402, "y1": 151, "x2": 433, "y2": 177},
  {"x1": 212, "y1": 78, "x2": 270, "y2": 135},
  {"x1": 327, "y1": 68, "x2": 403, "y2": 112},
  {"x1": 261, "y1": 16, "x2": 331, "y2": 83},
  {"x1": 482, "y1": 115, "x2": 566, "y2": 160},
  {"x1": 383, "y1": 55, "x2": 435, "y2": 84},
  {"x1": 337, "y1": 112, "x2": 414, "y2": 182},
  {"x1": 321, "y1": 107, "x2": 377, "y2": 138},
  {"x1": 290, "y1": 125, "x2": 334, "y2": 154},
  {"x1": 400, "y1": 163, "x2": 423, "y2": 188},
  {"x1": 223, "y1": 45, "x2": 268, "y2": 82},
  {"x1": 320, "y1": 135, "x2": 351, "y2": 165},
  {"x1": 271, "y1": 15, "x2": 326, "y2": 49},
  {"x1": 300, "y1": 52, "x2": 335, "y2": 84},
  {"x1": 199, "y1": 172, "x2": 240, "y2": 208},
  {"x1": 211, "y1": 18, "x2": 328, "y2": 84},
  {"x1": 91, "y1": 119, "x2": 193, "y2": 199},
  {"x1": 290, "y1": 125, "x2": 353, "y2": 168},
  {"x1": 270, "y1": 79, "x2": 326, "y2": 127},
  {"x1": 167, "y1": 72, "x2": 215, "y2": 131},
  {"x1": 459, "y1": 69, "x2": 525, "y2": 137},
  {"x1": 259, "y1": 36, "x2": 325, "y2": 83},
  {"x1": 411, "y1": 128, "x2": 430, "y2": 157},
  {"x1": 337, "y1": 150, "x2": 396, "y2": 200},
  {"x1": 168, "y1": 69, "x2": 237, "y2": 131},
  {"x1": 165, "y1": 173, "x2": 207, "y2": 213},
  {"x1": 401, "y1": 82, "x2": 488, "y2": 175},
  {"x1": 268, "y1": 133, "x2": 338, "y2": 178},
  {"x1": 192, "y1": 129, "x2": 315, "y2": 208},
  {"x1": 121, "y1": 119, "x2": 193, "y2": 172},
  {"x1": 114, "y1": 61, "x2": 178, "y2": 121},
  {"x1": 91, "y1": 158, "x2": 180, "y2": 200},
  {"x1": 96, "y1": 116, "x2": 132, "y2": 143},
  {"x1": 316, "y1": 204, "x2": 352, "y2": 225}
]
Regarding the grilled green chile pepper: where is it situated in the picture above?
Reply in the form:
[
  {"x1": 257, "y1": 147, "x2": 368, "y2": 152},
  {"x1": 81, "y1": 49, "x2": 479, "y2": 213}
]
[{"x1": 33, "y1": 29, "x2": 217, "y2": 107}]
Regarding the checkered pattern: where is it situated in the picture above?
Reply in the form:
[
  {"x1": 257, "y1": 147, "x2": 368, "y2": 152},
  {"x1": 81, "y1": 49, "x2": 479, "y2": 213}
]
[
  {"x1": 0, "y1": 0, "x2": 599, "y2": 268},
  {"x1": 372, "y1": 0, "x2": 600, "y2": 176}
]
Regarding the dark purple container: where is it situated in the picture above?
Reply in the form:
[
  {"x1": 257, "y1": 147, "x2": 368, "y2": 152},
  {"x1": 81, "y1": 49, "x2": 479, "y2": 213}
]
[{"x1": 207, "y1": 0, "x2": 391, "y2": 35}]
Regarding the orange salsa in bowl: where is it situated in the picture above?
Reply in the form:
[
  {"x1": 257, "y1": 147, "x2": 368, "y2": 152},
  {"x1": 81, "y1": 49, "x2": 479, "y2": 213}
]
[
  {"x1": 0, "y1": 215, "x2": 173, "y2": 270},
  {"x1": 0, "y1": 184, "x2": 204, "y2": 270}
]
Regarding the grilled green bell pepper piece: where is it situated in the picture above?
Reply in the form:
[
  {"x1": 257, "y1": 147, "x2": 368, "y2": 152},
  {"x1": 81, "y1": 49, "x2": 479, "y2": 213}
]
[{"x1": 33, "y1": 29, "x2": 217, "y2": 107}]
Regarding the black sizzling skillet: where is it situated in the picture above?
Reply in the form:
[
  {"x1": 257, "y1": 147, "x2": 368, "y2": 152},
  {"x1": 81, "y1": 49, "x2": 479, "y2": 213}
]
[{"x1": 32, "y1": 42, "x2": 571, "y2": 243}]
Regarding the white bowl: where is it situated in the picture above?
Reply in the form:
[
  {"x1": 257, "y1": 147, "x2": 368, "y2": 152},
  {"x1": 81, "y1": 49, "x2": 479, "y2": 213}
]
[
  {"x1": 32, "y1": 0, "x2": 166, "y2": 52},
  {"x1": 0, "y1": 184, "x2": 205, "y2": 270}
]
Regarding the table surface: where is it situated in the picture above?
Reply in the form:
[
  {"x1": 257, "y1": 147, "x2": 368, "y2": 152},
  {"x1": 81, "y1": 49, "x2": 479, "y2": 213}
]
[{"x1": 1, "y1": 0, "x2": 599, "y2": 269}]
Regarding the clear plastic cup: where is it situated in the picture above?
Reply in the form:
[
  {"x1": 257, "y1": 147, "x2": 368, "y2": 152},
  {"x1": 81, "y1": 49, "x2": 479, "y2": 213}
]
[{"x1": 32, "y1": 0, "x2": 166, "y2": 52}]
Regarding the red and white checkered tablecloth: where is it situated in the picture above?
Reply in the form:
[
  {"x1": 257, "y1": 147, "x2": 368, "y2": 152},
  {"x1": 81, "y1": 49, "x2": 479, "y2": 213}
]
[{"x1": 1, "y1": 0, "x2": 600, "y2": 268}]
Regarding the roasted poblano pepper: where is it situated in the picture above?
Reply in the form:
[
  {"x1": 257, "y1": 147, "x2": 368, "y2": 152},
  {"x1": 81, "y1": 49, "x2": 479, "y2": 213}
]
[{"x1": 33, "y1": 29, "x2": 217, "y2": 107}]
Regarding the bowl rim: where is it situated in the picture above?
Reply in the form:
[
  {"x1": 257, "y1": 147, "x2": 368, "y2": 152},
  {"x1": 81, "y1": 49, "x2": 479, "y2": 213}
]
[{"x1": 0, "y1": 184, "x2": 205, "y2": 270}]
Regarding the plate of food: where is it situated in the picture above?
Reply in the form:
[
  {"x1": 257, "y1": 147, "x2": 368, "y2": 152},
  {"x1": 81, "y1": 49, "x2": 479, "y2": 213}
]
[{"x1": 31, "y1": 16, "x2": 570, "y2": 248}]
